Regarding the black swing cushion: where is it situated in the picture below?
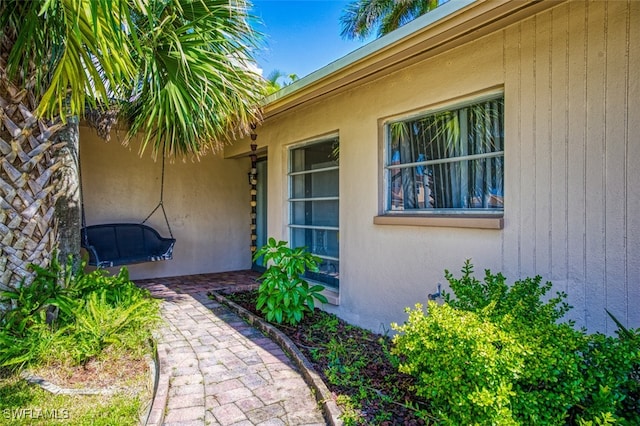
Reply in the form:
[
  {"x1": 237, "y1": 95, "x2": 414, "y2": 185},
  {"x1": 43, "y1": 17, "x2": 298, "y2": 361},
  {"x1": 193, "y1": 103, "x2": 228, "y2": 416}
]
[{"x1": 81, "y1": 223, "x2": 175, "y2": 268}]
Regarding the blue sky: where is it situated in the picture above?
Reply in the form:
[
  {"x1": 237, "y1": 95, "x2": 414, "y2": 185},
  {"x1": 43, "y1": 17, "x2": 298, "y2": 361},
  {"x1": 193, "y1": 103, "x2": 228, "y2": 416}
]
[{"x1": 250, "y1": 0, "x2": 373, "y2": 80}]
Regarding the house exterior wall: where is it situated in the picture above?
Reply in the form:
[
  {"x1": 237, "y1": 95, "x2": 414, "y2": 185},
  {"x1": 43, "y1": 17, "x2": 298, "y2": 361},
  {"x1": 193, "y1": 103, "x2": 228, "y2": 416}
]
[
  {"x1": 80, "y1": 127, "x2": 252, "y2": 279},
  {"x1": 501, "y1": 0, "x2": 639, "y2": 333},
  {"x1": 231, "y1": 0, "x2": 638, "y2": 334}
]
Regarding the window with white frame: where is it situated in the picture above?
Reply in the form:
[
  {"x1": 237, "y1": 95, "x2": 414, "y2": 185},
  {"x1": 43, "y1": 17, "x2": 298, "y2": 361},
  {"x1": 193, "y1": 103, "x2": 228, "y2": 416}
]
[
  {"x1": 289, "y1": 138, "x2": 339, "y2": 288},
  {"x1": 385, "y1": 94, "x2": 504, "y2": 214}
]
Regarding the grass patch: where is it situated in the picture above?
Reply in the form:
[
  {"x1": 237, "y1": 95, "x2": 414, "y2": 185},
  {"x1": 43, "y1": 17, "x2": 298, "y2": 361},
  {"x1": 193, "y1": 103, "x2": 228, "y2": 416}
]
[
  {"x1": 0, "y1": 366, "x2": 148, "y2": 425},
  {"x1": 0, "y1": 259, "x2": 160, "y2": 425}
]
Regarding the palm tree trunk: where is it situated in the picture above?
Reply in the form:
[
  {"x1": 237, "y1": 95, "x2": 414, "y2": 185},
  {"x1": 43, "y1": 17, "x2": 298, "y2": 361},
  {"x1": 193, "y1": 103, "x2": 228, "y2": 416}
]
[
  {"x1": 54, "y1": 116, "x2": 81, "y2": 272},
  {"x1": 0, "y1": 84, "x2": 64, "y2": 290}
]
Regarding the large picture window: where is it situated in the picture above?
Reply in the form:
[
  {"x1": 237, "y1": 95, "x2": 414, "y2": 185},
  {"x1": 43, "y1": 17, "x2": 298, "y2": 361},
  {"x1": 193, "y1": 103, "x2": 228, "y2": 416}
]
[
  {"x1": 385, "y1": 95, "x2": 504, "y2": 214},
  {"x1": 289, "y1": 138, "x2": 339, "y2": 288}
]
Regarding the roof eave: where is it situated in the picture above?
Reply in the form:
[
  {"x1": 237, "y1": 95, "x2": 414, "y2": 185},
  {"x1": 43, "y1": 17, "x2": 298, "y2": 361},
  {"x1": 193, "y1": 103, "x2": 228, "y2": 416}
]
[{"x1": 260, "y1": 0, "x2": 562, "y2": 119}]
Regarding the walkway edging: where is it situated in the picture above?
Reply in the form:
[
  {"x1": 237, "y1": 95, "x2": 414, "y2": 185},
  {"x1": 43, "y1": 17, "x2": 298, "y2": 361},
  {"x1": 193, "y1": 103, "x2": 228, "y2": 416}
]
[
  {"x1": 144, "y1": 335, "x2": 167, "y2": 426},
  {"x1": 208, "y1": 291, "x2": 344, "y2": 426}
]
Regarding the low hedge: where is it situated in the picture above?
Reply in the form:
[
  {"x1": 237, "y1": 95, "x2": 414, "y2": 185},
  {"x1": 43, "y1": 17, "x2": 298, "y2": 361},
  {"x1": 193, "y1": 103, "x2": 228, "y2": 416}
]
[{"x1": 392, "y1": 260, "x2": 639, "y2": 425}]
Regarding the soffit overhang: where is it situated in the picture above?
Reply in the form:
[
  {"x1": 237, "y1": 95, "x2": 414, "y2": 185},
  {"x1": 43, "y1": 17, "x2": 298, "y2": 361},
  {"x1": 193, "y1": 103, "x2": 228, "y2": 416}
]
[{"x1": 261, "y1": 0, "x2": 564, "y2": 120}]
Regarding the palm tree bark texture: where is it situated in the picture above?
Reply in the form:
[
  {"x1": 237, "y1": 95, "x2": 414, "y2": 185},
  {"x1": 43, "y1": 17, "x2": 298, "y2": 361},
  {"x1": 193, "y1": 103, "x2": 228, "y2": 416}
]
[{"x1": 0, "y1": 76, "x2": 65, "y2": 290}]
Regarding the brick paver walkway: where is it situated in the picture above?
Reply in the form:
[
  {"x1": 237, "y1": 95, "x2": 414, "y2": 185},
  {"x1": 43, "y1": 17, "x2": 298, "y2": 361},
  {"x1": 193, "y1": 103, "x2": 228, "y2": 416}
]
[{"x1": 137, "y1": 271, "x2": 327, "y2": 426}]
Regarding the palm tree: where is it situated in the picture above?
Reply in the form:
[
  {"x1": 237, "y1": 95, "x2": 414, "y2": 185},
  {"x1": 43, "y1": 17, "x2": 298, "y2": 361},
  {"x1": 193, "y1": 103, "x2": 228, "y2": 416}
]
[
  {"x1": 264, "y1": 70, "x2": 299, "y2": 95},
  {"x1": 341, "y1": 0, "x2": 440, "y2": 40},
  {"x1": 0, "y1": 0, "x2": 264, "y2": 291}
]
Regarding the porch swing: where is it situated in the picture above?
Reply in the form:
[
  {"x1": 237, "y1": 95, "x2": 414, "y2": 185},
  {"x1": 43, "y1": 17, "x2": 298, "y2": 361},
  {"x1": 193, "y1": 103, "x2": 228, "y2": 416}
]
[{"x1": 81, "y1": 155, "x2": 176, "y2": 268}]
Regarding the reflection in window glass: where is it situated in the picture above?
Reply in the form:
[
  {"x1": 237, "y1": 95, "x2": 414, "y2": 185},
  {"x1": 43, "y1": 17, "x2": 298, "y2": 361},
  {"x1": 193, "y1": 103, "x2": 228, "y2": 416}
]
[
  {"x1": 387, "y1": 96, "x2": 504, "y2": 213},
  {"x1": 289, "y1": 138, "x2": 339, "y2": 289}
]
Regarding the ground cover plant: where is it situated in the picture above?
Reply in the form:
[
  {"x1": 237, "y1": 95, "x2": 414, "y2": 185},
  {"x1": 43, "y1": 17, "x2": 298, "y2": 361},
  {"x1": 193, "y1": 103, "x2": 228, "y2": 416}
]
[
  {"x1": 0, "y1": 369, "x2": 148, "y2": 426},
  {"x1": 226, "y1": 260, "x2": 639, "y2": 425},
  {"x1": 0, "y1": 256, "x2": 159, "y2": 425}
]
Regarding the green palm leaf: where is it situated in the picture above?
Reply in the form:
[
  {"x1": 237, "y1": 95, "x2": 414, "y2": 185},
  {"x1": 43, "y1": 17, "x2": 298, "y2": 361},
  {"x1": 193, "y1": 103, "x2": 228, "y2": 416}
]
[
  {"x1": 341, "y1": 0, "x2": 440, "y2": 40},
  {"x1": 2, "y1": 0, "x2": 135, "y2": 120},
  {"x1": 2, "y1": 0, "x2": 264, "y2": 158},
  {"x1": 124, "y1": 0, "x2": 264, "y2": 158}
]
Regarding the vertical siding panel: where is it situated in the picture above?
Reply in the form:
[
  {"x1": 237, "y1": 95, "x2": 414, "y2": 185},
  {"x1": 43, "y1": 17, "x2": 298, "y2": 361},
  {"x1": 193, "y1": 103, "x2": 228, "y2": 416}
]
[
  {"x1": 519, "y1": 17, "x2": 537, "y2": 276},
  {"x1": 503, "y1": 24, "x2": 523, "y2": 279},
  {"x1": 550, "y1": 3, "x2": 570, "y2": 288},
  {"x1": 626, "y1": 0, "x2": 640, "y2": 329},
  {"x1": 535, "y1": 11, "x2": 553, "y2": 277},
  {"x1": 566, "y1": 0, "x2": 588, "y2": 325},
  {"x1": 603, "y1": 1, "x2": 630, "y2": 331},
  {"x1": 584, "y1": 0, "x2": 607, "y2": 331}
]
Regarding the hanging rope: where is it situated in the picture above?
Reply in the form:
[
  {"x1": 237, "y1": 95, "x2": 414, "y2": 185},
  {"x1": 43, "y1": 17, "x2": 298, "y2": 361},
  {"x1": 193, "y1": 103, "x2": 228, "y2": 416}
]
[{"x1": 142, "y1": 153, "x2": 173, "y2": 238}]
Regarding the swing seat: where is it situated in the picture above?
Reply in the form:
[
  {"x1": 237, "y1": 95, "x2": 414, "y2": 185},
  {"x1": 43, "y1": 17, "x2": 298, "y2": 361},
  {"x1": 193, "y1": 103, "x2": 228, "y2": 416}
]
[{"x1": 81, "y1": 223, "x2": 176, "y2": 268}]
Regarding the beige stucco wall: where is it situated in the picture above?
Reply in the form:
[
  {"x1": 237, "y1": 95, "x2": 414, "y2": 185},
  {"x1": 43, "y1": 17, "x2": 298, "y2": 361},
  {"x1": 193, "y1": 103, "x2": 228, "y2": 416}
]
[
  {"x1": 229, "y1": 0, "x2": 639, "y2": 334},
  {"x1": 80, "y1": 128, "x2": 253, "y2": 279}
]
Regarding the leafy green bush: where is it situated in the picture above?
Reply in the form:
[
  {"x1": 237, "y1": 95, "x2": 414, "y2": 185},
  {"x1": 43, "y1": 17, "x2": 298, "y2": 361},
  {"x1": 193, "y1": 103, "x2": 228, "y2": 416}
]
[
  {"x1": 577, "y1": 327, "x2": 640, "y2": 424},
  {"x1": 0, "y1": 255, "x2": 74, "y2": 338},
  {"x1": 0, "y1": 258, "x2": 159, "y2": 370},
  {"x1": 392, "y1": 260, "x2": 640, "y2": 425},
  {"x1": 253, "y1": 238, "x2": 327, "y2": 325},
  {"x1": 0, "y1": 322, "x2": 66, "y2": 370},
  {"x1": 442, "y1": 260, "x2": 572, "y2": 324}
]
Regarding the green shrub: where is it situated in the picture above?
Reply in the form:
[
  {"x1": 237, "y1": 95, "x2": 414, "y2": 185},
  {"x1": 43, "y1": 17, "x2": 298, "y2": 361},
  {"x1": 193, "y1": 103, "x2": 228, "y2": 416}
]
[
  {"x1": 253, "y1": 238, "x2": 327, "y2": 325},
  {"x1": 0, "y1": 323, "x2": 66, "y2": 370},
  {"x1": 65, "y1": 266, "x2": 148, "y2": 306},
  {"x1": 577, "y1": 327, "x2": 640, "y2": 424},
  {"x1": 442, "y1": 260, "x2": 571, "y2": 324},
  {"x1": 392, "y1": 260, "x2": 640, "y2": 425},
  {"x1": 0, "y1": 255, "x2": 74, "y2": 337},
  {"x1": 0, "y1": 258, "x2": 159, "y2": 370}
]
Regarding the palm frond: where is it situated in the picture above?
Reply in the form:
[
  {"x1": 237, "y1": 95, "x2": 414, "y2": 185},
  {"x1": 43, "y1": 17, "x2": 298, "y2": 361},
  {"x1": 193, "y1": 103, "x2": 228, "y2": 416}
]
[
  {"x1": 2, "y1": 0, "x2": 264, "y2": 159},
  {"x1": 124, "y1": 0, "x2": 264, "y2": 158},
  {"x1": 379, "y1": 0, "x2": 415, "y2": 37},
  {"x1": 2, "y1": 0, "x2": 136, "y2": 120},
  {"x1": 340, "y1": 0, "x2": 394, "y2": 40},
  {"x1": 341, "y1": 0, "x2": 441, "y2": 40}
]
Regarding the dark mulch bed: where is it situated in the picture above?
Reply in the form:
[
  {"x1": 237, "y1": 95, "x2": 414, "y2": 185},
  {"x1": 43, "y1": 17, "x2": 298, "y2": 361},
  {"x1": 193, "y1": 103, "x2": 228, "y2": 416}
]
[{"x1": 224, "y1": 290, "x2": 431, "y2": 425}]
